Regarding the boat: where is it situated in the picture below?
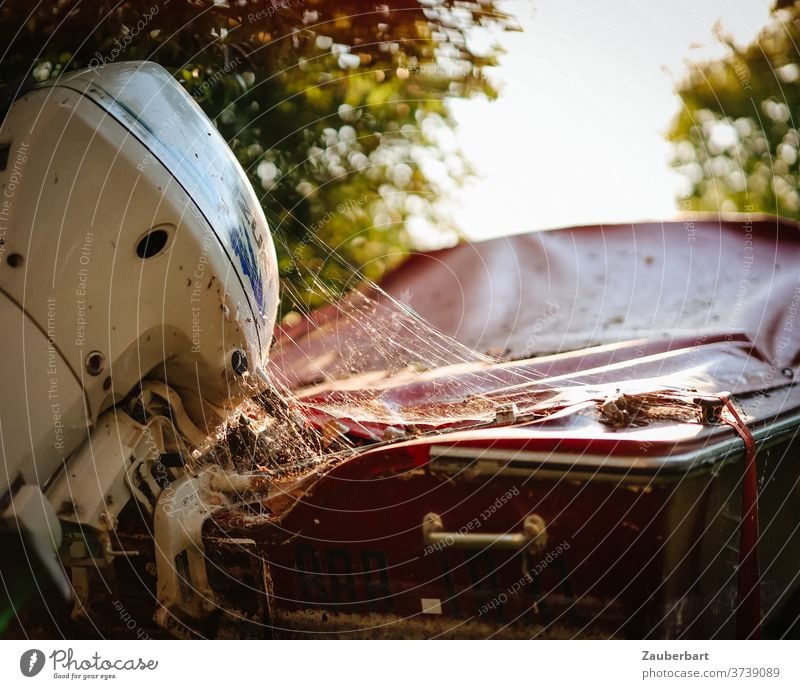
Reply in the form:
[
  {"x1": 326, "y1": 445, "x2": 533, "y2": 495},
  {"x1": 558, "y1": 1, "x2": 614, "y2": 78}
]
[{"x1": 210, "y1": 216, "x2": 800, "y2": 639}]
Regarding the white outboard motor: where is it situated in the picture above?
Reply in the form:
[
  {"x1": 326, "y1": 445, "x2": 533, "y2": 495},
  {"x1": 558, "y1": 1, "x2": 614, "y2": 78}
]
[{"x1": 0, "y1": 62, "x2": 279, "y2": 626}]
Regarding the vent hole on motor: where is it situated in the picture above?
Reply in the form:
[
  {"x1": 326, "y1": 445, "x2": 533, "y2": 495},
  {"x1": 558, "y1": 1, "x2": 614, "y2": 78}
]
[
  {"x1": 136, "y1": 229, "x2": 169, "y2": 259},
  {"x1": 85, "y1": 351, "x2": 105, "y2": 376}
]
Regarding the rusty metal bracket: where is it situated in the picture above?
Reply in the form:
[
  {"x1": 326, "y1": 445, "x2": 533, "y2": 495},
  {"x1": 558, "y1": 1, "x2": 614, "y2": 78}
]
[{"x1": 153, "y1": 465, "x2": 273, "y2": 631}]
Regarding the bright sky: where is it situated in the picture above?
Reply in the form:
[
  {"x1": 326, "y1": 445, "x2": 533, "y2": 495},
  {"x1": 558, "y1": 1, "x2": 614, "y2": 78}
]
[{"x1": 450, "y1": 0, "x2": 774, "y2": 240}]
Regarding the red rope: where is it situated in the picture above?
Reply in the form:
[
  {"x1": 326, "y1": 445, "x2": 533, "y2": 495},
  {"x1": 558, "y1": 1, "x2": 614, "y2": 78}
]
[{"x1": 721, "y1": 397, "x2": 761, "y2": 639}]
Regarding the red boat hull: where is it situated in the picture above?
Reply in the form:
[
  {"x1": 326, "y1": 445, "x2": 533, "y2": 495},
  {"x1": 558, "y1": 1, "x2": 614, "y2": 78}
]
[{"x1": 231, "y1": 217, "x2": 800, "y2": 638}]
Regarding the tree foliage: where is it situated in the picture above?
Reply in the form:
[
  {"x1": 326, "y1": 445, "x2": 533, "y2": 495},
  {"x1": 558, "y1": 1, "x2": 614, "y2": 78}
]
[
  {"x1": 0, "y1": 0, "x2": 516, "y2": 313},
  {"x1": 669, "y1": 2, "x2": 800, "y2": 219}
]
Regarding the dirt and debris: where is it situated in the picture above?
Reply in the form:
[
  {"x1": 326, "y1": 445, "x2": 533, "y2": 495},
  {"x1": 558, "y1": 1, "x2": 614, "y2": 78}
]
[
  {"x1": 597, "y1": 389, "x2": 724, "y2": 428},
  {"x1": 270, "y1": 608, "x2": 618, "y2": 640},
  {"x1": 200, "y1": 383, "x2": 355, "y2": 478}
]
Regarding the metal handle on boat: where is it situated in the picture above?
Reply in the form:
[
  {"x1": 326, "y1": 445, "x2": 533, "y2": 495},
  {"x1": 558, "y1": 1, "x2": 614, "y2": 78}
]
[{"x1": 422, "y1": 512, "x2": 547, "y2": 553}]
